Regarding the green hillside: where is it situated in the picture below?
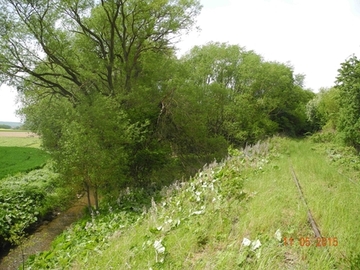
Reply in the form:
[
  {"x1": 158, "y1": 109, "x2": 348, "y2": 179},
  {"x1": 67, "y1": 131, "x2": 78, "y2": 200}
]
[{"x1": 24, "y1": 137, "x2": 360, "y2": 269}]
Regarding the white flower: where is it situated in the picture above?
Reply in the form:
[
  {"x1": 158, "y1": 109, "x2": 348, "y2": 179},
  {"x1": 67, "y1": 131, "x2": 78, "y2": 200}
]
[
  {"x1": 242, "y1": 238, "x2": 251, "y2": 247},
  {"x1": 274, "y1": 229, "x2": 282, "y2": 242},
  {"x1": 251, "y1": 239, "x2": 261, "y2": 251}
]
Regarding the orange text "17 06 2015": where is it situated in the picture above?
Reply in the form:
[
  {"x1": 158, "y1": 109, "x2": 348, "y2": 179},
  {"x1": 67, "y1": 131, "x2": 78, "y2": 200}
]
[{"x1": 283, "y1": 237, "x2": 338, "y2": 247}]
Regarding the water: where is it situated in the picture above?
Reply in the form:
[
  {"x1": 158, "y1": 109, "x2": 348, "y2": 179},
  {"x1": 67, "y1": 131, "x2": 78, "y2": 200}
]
[{"x1": 0, "y1": 197, "x2": 88, "y2": 270}]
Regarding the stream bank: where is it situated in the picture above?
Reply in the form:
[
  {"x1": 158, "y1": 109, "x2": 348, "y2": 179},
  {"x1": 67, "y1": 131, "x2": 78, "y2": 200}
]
[{"x1": 0, "y1": 196, "x2": 88, "y2": 270}]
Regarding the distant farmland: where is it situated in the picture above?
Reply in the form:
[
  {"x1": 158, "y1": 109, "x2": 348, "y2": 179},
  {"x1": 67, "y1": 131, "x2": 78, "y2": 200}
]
[
  {"x1": 0, "y1": 131, "x2": 47, "y2": 179},
  {"x1": 0, "y1": 146, "x2": 49, "y2": 179},
  {"x1": 0, "y1": 131, "x2": 41, "y2": 148}
]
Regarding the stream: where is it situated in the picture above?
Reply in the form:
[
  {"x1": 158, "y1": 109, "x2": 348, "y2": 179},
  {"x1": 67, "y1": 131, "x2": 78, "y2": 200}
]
[{"x1": 0, "y1": 196, "x2": 88, "y2": 270}]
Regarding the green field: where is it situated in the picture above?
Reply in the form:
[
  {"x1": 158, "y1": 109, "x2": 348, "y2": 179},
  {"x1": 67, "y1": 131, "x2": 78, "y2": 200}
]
[
  {"x1": 0, "y1": 146, "x2": 49, "y2": 179},
  {"x1": 0, "y1": 134, "x2": 41, "y2": 148}
]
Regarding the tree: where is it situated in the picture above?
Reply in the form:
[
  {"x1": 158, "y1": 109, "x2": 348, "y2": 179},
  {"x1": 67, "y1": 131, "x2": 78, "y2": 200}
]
[
  {"x1": 0, "y1": 0, "x2": 201, "y2": 98},
  {"x1": 3, "y1": 0, "x2": 202, "y2": 210},
  {"x1": 181, "y1": 43, "x2": 313, "y2": 146},
  {"x1": 306, "y1": 87, "x2": 340, "y2": 131},
  {"x1": 336, "y1": 55, "x2": 360, "y2": 149}
]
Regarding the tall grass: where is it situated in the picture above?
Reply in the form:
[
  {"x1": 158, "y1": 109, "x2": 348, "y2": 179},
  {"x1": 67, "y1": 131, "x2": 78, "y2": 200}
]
[{"x1": 24, "y1": 137, "x2": 360, "y2": 269}]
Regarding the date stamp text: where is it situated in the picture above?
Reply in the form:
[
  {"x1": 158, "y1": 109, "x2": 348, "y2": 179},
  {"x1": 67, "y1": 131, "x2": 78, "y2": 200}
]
[{"x1": 283, "y1": 237, "x2": 338, "y2": 247}]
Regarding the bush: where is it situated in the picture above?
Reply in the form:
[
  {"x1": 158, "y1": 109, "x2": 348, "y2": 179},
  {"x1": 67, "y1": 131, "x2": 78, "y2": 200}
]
[{"x1": 0, "y1": 187, "x2": 45, "y2": 245}]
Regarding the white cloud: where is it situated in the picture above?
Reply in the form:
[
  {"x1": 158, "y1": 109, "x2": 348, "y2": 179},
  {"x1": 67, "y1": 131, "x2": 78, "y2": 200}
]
[{"x1": 0, "y1": 85, "x2": 21, "y2": 122}]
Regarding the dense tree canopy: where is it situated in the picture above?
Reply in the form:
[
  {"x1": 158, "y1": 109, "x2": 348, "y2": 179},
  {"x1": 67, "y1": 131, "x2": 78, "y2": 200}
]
[
  {"x1": 306, "y1": 87, "x2": 340, "y2": 132},
  {"x1": 336, "y1": 55, "x2": 360, "y2": 150},
  {"x1": 0, "y1": 1, "x2": 314, "y2": 210},
  {"x1": 181, "y1": 43, "x2": 314, "y2": 145}
]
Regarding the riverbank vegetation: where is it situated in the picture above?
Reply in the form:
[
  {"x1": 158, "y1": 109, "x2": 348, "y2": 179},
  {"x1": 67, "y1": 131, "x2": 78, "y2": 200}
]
[
  {"x1": 1, "y1": 0, "x2": 316, "y2": 213},
  {"x1": 0, "y1": 164, "x2": 74, "y2": 249},
  {"x1": 23, "y1": 137, "x2": 360, "y2": 269},
  {"x1": 0, "y1": 0, "x2": 360, "y2": 268},
  {"x1": 0, "y1": 136, "x2": 72, "y2": 252}
]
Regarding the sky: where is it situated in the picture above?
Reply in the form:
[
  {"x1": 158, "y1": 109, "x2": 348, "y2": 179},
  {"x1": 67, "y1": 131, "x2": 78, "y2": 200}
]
[{"x1": 1, "y1": 0, "x2": 360, "y2": 122}]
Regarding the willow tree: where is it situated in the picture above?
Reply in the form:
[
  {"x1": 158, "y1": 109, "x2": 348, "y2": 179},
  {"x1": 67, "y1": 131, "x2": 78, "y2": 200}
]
[
  {"x1": 181, "y1": 43, "x2": 313, "y2": 146},
  {"x1": 0, "y1": 0, "x2": 201, "y2": 96},
  {"x1": 0, "y1": 0, "x2": 201, "y2": 210}
]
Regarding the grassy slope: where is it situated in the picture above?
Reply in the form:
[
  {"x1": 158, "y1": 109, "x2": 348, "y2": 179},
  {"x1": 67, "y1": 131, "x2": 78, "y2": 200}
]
[{"x1": 26, "y1": 138, "x2": 360, "y2": 269}]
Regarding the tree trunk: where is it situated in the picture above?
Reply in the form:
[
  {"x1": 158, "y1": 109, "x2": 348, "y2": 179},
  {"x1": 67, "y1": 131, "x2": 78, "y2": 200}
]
[
  {"x1": 94, "y1": 185, "x2": 99, "y2": 211},
  {"x1": 84, "y1": 181, "x2": 93, "y2": 214}
]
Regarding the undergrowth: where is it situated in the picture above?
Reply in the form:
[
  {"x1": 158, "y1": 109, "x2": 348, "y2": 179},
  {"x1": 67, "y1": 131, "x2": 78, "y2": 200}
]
[
  {"x1": 0, "y1": 163, "x2": 73, "y2": 248},
  {"x1": 23, "y1": 137, "x2": 360, "y2": 269},
  {"x1": 24, "y1": 140, "x2": 272, "y2": 269}
]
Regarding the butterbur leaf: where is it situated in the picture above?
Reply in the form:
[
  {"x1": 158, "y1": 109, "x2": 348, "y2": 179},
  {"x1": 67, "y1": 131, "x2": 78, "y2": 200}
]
[
  {"x1": 154, "y1": 240, "x2": 165, "y2": 254},
  {"x1": 274, "y1": 229, "x2": 282, "y2": 242},
  {"x1": 242, "y1": 237, "x2": 251, "y2": 247},
  {"x1": 251, "y1": 239, "x2": 261, "y2": 251}
]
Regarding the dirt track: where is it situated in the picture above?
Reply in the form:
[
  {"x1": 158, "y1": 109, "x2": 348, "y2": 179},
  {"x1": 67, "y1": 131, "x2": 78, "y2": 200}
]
[{"x1": 0, "y1": 132, "x2": 38, "y2": 138}]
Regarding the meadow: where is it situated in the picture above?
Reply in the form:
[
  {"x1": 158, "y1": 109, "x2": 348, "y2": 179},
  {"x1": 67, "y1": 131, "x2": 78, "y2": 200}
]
[
  {"x1": 0, "y1": 146, "x2": 48, "y2": 179},
  {"x1": 23, "y1": 136, "x2": 360, "y2": 269},
  {"x1": 0, "y1": 130, "x2": 46, "y2": 179},
  {"x1": 0, "y1": 131, "x2": 41, "y2": 148}
]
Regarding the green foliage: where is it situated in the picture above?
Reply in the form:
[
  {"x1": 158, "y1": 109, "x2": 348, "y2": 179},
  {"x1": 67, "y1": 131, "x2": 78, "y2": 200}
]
[
  {"x1": 22, "y1": 93, "x2": 144, "y2": 211},
  {"x1": 336, "y1": 55, "x2": 360, "y2": 150},
  {"x1": 0, "y1": 146, "x2": 49, "y2": 179},
  {"x1": 0, "y1": 164, "x2": 66, "y2": 246},
  {"x1": 309, "y1": 131, "x2": 337, "y2": 143},
  {"x1": 0, "y1": 188, "x2": 45, "y2": 244},
  {"x1": 182, "y1": 43, "x2": 314, "y2": 146},
  {"x1": 306, "y1": 87, "x2": 341, "y2": 132},
  {"x1": 5, "y1": 0, "x2": 313, "y2": 219},
  {"x1": 25, "y1": 211, "x2": 138, "y2": 269},
  {"x1": 55, "y1": 94, "x2": 136, "y2": 187},
  {"x1": 12, "y1": 0, "x2": 207, "y2": 204},
  {"x1": 21, "y1": 138, "x2": 360, "y2": 269},
  {"x1": 23, "y1": 141, "x2": 274, "y2": 269}
]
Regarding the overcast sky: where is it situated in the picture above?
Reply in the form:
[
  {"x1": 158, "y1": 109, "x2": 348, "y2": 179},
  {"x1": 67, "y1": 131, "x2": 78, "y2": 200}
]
[{"x1": 1, "y1": 0, "x2": 360, "y2": 122}]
